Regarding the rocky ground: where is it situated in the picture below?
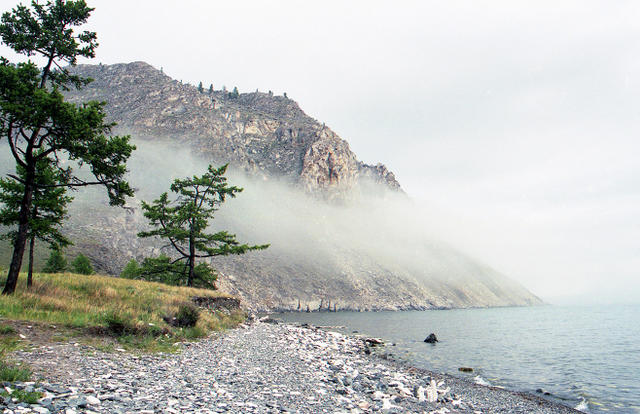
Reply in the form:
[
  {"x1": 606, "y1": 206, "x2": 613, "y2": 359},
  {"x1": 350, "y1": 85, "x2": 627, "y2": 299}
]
[{"x1": 4, "y1": 321, "x2": 581, "y2": 414}]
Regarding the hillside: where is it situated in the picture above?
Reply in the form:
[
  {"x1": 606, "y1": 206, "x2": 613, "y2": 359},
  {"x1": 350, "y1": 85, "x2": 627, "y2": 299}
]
[
  {"x1": 2, "y1": 62, "x2": 542, "y2": 311},
  {"x1": 0, "y1": 272, "x2": 244, "y2": 352}
]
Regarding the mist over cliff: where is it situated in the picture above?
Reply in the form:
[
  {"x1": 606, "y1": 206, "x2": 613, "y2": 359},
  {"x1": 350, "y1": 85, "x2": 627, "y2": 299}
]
[{"x1": 1, "y1": 62, "x2": 542, "y2": 310}]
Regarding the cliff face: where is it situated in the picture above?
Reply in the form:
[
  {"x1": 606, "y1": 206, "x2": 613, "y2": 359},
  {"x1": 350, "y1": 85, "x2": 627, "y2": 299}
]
[
  {"x1": 50, "y1": 62, "x2": 542, "y2": 311},
  {"x1": 66, "y1": 62, "x2": 401, "y2": 200}
]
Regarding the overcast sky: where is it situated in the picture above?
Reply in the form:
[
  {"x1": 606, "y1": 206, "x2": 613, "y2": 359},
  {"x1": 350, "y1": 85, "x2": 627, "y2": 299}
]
[{"x1": 1, "y1": 0, "x2": 639, "y2": 303}]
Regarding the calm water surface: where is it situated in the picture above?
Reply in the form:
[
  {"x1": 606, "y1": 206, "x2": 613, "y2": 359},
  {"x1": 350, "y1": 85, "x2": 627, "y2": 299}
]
[{"x1": 276, "y1": 305, "x2": 640, "y2": 413}]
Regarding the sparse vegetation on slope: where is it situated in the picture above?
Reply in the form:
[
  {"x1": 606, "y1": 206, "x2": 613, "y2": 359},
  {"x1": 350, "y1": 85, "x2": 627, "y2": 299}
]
[{"x1": 0, "y1": 272, "x2": 244, "y2": 352}]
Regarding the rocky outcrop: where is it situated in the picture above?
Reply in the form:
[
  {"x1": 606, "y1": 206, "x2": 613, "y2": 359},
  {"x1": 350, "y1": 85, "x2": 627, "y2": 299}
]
[{"x1": 66, "y1": 62, "x2": 401, "y2": 199}]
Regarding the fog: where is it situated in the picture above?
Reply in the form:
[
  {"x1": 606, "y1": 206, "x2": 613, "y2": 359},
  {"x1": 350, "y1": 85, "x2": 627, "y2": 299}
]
[
  {"x1": 122, "y1": 139, "x2": 501, "y2": 288},
  {"x1": 2, "y1": 133, "x2": 638, "y2": 304},
  {"x1": 2, "y1": 1, "x2": 640, "y2": 303}
]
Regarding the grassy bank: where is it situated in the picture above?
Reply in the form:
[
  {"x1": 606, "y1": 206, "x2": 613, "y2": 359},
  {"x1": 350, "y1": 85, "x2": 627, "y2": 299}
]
[{"x1": 0, "y1": 272, "x2": 245, "y2": 352}]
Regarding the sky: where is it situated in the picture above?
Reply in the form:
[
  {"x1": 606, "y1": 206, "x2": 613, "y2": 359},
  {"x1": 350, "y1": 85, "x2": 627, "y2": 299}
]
[{"x1": 1, "y1": 0, "x2": 639, "y2": 303}]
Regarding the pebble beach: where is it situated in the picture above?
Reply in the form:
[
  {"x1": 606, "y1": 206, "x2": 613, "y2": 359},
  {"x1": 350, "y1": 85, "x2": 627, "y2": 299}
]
[{"x1": 4, "y1": 321, "x2": 582, "y2": 414}]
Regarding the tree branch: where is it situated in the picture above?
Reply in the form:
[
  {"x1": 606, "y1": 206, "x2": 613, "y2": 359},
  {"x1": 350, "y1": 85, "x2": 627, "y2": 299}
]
[
  {"x1": 156, "y1": 207, "x2": 189, "y2": 257},
  {"x1": 7, "y1": 124, "x2": 27, "y2": 168}
]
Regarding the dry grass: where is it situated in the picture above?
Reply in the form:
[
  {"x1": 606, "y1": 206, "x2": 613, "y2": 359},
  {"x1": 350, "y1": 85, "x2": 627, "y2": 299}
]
[{"x1": 0, "y1": 272, "x2": 245, "y2": 352}]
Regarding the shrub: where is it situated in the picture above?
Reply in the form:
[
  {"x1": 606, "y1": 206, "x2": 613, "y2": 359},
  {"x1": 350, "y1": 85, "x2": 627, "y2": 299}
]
[
  {"x1": 42, "y1": 249, "x2": 66, "y2": 273},
  {"x1": 166, "y1": 303, "x2": 200, "y2": 328},
  {"x1": 102, "y1": 311, "x2": 135, "y2": 336},
  {"x1": 71, "y1": 254, "x2": 93, "y2": 275},
  {"x1": 136, "y1": 255, "x2": 217, "y2": 289},
  {"x1": 120, "y1": 259, "x2": 140, "y2": 279},
  {"x1": 0, "y1": 389, "x2": 41, "y2": 404}
]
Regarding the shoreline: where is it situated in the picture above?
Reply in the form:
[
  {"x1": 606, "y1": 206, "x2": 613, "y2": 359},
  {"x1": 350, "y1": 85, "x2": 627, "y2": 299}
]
[
  {"x1": 6, "y1": 319, "x2": 583, "y2": 413},
  {"x1": 283, "y1": 319, "x2": 583, "y2": 414},
  {"x1": 269, "y1": 308, "x2": 595, "y2": 412}
]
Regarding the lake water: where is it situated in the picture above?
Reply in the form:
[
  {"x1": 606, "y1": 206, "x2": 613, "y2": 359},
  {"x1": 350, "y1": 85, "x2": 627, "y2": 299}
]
[{"x1": 276, "y1": 305, "x2": 640, "y2": 413}]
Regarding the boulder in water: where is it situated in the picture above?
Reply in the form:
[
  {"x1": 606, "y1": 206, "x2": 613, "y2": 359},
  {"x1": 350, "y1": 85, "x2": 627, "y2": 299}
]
[{"x1": 424, "y1": 333, "x2": 438, "y2": 343}]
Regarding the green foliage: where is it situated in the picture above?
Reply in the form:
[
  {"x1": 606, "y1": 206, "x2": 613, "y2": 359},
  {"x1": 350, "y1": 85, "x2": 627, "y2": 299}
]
[
  {"x1": 135, "y1": 255, "x2": 217, "y2": 289},
  {"x1": 0, "y1": 0, "x2": 135, "y2": 293},
  {"x1": 208, "y1": 84, "x2": 213, "y2": 95},
  {"x1": 42, "y1": 249, "x2": 66, "y2": 273},
  {"x1": 138, "y1": 165, "x2": 268, "y2": 287},
  {"x1": 0, "y1": 156, "x2": 73, "y2": 249},
  {"x1": 120, "y1": 258, "x2": 140, "y2": 278},
  {"x1": 197, "y1": 81, "x2": 203, "y2": 93},
  {"x1": 0, "y1": 0, "x2": 97, "y2": 89},
  {"x1": 71, "y1": 253, "x2": 93, "y2": 275},
  {"x1": 229, "y1": 86, "x2": 239, "y2": 98}
]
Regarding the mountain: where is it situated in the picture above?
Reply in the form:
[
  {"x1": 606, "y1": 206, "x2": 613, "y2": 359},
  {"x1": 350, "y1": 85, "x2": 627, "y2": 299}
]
[
  {"x1": 11, "y1": 61, "x2": 541, "y2": 311},
  {"x1": 66, "y1": 62, "x2": 401, "y2": 201}
]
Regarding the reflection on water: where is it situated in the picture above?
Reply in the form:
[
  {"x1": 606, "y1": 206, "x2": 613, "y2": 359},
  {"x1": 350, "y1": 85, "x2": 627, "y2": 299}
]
[{"x1": 276, "y1": 304, "x2": 640, "y2": 414}]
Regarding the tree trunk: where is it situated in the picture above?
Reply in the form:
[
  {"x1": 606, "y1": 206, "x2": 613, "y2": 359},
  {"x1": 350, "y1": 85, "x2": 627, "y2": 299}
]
[
  {"x1": 27, "y1": 235, "x2": 35, "y2": 288},
  {"x1": 187, "y1": 218, "x2": 196, "y2": 286},
  {"x1": 187, "y1": 239, "x2": 195, "y2": 287},
  {"x1": 4, "y1": 55, "x2": 51, "y2": 295},
  {"x1": 187, "y1": 257, "x2": 195, "y2": 287},
  {"x1": 3, "y1": 171, "x2": 35, "y2": 294}
]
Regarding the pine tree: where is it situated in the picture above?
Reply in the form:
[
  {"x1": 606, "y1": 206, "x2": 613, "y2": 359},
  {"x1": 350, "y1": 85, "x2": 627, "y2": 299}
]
[
  {"x1": 138, "y1": 165, "x2": 268, "y2": 288},
  {"x1": 198, "y1": 81, "x2": 203, "y2": 93},
  {"x1": 71, "y1": 253, "x2": 93, "y2": 275},
  {"x1": 0, "y1": 156, "x2": 73, "y2": 287},
  {"x1": 0, "y1": 0, "x2": 135, "y2": 293},
  {"x1": 120, "y1": 258, "x2": 140, "y2": 278},
  {"x1": 208, "y1": 84, "x2": 213, "y2": 95},
  {"x1": 42, "y1": 249, "x2": 66, "y2": 273}
]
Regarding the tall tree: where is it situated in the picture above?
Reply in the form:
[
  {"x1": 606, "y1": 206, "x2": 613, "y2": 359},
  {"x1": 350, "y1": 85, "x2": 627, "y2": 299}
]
[
  {"x1": 0, "y1": 0, "x2": 135, "y2": 294},
  {"x1": 197, "y1": 81, "x2": 203, "y2": 93},
  {"x1": 138, "y1": 165, "x2": 268, "y2": 288},
  {"x1": 0, "y1": 155, "x2": 72, "y2": 286}
]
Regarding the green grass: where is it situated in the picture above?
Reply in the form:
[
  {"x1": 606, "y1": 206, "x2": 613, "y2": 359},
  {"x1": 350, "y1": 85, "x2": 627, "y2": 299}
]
[
  {"x1": 0, "y1": 272, "x2": 245, "y2": 352},
  {"x1": 1, "y1": 389, "x2": 42, "y2": 404},
  {"x1": 0, "y1": 359, "x2": 31, "y2": 382},
  {"x1": 0, "y1": 324, "x2": 15, "y2": 335},
  {"x1": 0, "y1": 323, "x2": 22, "y2": 353}
]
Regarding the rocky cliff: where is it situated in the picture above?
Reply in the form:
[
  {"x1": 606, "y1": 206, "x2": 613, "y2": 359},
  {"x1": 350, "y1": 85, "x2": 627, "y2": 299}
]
[
  {"x1": 66, "y1": 62, "x2": 401, "y2": 200},
  {"x1": 13, "y1": 61, "x2": 542, "y2": 311}
]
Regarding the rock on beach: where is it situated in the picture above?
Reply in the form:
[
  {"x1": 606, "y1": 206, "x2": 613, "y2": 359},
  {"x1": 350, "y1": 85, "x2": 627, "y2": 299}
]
[{"x1": 8, "y1": 322, "x2": 582, "y2": 413}]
